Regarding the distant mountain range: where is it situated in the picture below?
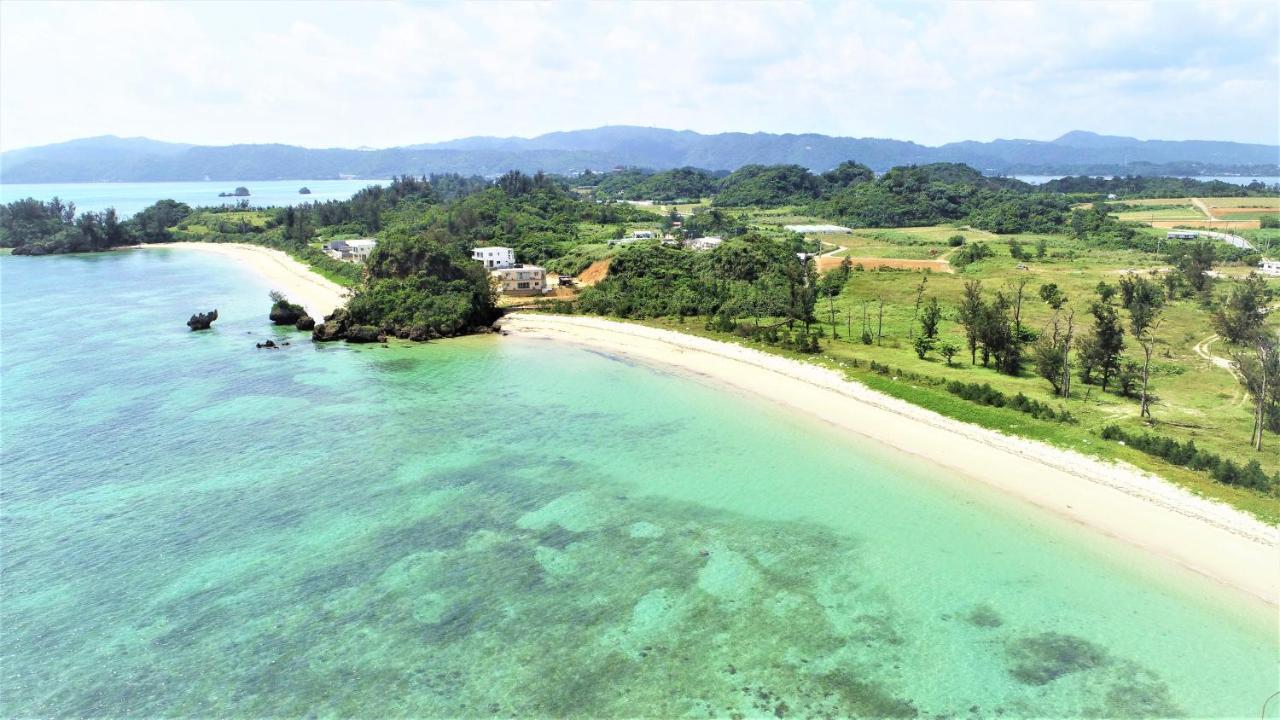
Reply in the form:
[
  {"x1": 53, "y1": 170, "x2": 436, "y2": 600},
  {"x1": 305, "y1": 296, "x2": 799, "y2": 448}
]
[{"x1": 2, "y1": 127, "x2": 1277, "y2": 183}]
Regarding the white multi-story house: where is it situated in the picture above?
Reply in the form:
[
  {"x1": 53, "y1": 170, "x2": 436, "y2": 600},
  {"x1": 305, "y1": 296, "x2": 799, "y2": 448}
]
[
  {"x1": 472, "y1": 246, "x2": 515, "y2": 269},
  {"x1": 345, "y1": 239, "x2": 377, "y2": 262},
  {"x1": 686, "y1": 236, "x2": 723, "y2": 251},
  {"x1": 1259, "y1": 258, "x2": 1280, "y2": 276},
  {"x1": 492, "y1": 265, "x2": 546, "y2": 296},
  {"x1": 324, "y1": 238, "x2": 377, "y2": 262}
]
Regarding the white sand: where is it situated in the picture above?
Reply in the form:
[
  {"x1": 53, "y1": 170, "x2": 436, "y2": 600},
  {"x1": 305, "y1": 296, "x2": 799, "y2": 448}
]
[
  {"x1": 500, "y1": 313, "x2": 1280, "y2": 607},
  {"x1": 134, "y1": 242, "x2": 348, "y2": 319}
]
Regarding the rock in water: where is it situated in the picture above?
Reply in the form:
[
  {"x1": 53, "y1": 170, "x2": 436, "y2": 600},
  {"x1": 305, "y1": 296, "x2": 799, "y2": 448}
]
[
  {"x1": 295, "y1": 315, "x2": 315, "y2": 331},
  {"x1": 256, "y1": 339, "x2": 277, "y2": 349},
  {"x1": 269, "y1": 302, "x2": 304, "y2": 325},
  {"x1": 187, "y1": 309, "x2": 218, "y2": 331},
  {"x1": 312, "y1": 308, "x2": 351, "y2": 342},
  {"x1": 345, "y1": 325, "x2": 382, "y2": 343}
]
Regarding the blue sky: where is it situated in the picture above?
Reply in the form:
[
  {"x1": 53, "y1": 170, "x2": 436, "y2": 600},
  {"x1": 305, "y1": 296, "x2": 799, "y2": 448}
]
[{"x1": 1, "y1": 0, "x2": 1277, "y2": 151}]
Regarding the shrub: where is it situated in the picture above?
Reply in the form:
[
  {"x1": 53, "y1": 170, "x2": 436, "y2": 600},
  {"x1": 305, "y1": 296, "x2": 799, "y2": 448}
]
[
  {"x1": 948, "y1": 234, "x2": 966, "y2": 247},
  {"x1": 951, "y1": 242, "x2": 994, "y2": 268},
  {"x1": 1099, "y1": 425, "x2": 1277, "y2": 491},
  {"x1": 944, "y1": 381, "x2": 1075, "y2": 422}
]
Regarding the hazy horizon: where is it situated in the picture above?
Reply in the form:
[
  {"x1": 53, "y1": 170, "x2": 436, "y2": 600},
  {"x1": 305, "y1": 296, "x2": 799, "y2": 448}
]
[
  {"x1": 2, "y1": 0, "x2": 1277, "y2": 152},
  {"x1": 7, "y1": 124, "x2": 1280, "y2": 155}
]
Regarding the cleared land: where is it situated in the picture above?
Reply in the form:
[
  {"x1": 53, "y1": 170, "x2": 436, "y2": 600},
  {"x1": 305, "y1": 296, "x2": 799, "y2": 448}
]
[{"x1": 1104, "y1": 197, "x2": 1277, "y2": 231}]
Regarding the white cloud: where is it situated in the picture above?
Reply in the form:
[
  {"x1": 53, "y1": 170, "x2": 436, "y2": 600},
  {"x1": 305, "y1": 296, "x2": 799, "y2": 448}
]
[{"x1": 1, "y1": 0, "x2": 1276, "y2": 151}]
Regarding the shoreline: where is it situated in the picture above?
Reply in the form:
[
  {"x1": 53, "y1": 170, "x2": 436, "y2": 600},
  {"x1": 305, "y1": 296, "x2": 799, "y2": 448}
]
[
  {"x1": 500, "y1": 312, "x2": 1279, "y2": 607},
  {"x1": 127, "y1": 242, "x2": 348, "y2": 320}
]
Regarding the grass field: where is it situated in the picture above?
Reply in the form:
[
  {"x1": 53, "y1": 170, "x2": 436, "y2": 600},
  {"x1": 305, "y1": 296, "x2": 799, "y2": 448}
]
[
  {"x1": 1115, "y1": 205, "x2": 1203, "y2": 222},
  {"x1": 1211, "y1": 210, "x2": 1280, "y2": 222},
  {"x1": 1202, "y1": 197, "x2": 1280, "y2": 209}
]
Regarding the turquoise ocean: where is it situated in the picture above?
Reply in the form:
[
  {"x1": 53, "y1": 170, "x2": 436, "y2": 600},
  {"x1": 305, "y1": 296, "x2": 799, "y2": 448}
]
[{"x1": 1, "y1": 250, "x2": 1276, "y2": 718}]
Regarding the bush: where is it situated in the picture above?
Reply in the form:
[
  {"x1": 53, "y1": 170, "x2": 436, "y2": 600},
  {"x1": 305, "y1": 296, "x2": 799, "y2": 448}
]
[
  {"x1": 945, "y1": 381, "x2": 1075, "y2": 423},
  {"x1": 948, "y1": 234, "x2": 966, "y2": 247},
  {"x1": 951, "y1": 242, "x2": 994, "y2": 268},
  {"x1": 1260, "y1": 215, "x2": 1279, "y2": 229},
  {"x1": 1100, "y1": 425, "x2": 1277, "y2": 491}
]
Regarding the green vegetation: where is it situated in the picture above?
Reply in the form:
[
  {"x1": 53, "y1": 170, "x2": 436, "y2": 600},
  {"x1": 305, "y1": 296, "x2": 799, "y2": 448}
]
[
  {"x1": 714, "y1": 164, "x2": 828, "y2": 207},
  {"x1": 344, "y1": 230, "x2": 498, "y2": 340},
  {"x1": 1041, "y1": 175, "x2": 1279, "y2": 198},
  {"x1": 573, "y1": 167, "x2": 722, "y2": 201},
  {"x1": 0, "y1": 197, "x2": 191, "y2": 254}
]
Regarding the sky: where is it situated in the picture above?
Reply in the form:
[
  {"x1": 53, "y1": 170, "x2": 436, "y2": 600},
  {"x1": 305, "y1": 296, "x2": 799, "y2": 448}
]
[{"x1": 1, "y1": 0, "x2": 1278, "y2": 151}]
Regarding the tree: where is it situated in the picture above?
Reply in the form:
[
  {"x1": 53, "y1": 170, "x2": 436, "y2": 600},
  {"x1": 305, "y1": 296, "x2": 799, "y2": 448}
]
[
  {"x1": 1233, "y1": 335, "x2": 1279, "y2": 451},
  {"x1": 956, "y1": 280, "x2": 985, "y2": 364},
  {"x1": 1085, "y1": 298, "x2": 1125, "y2": 392},
  {"x1": 817, "y1": 259, "x2": 852, "y2": 338},
  {"x1": 1120, "y1": 274, "x2": 1165, "y2": 417},
  {"x1": 1175, "y1": 241, "x2": 1215, "y2": 293},
  {"x1": 1213, "y1": 273, "x2": 1270, "y2": 345},
  {"x1": 920, "y1": 296, "x2": 941, "y2": 339},
  {"x1": 909, "y1": 274, "x2": 929, "y2": 338},
  {"x1": 913, "y1": 336, "x2": 935, "y2": 360},
  {"x1": 1035, "y1": 307, "x2": 1074, "y2": 397},
  {"x1": 938, "y1": 340, "x2": 959, "y2": 366},
  {"x1": 1038, "y1": 283, "x2": 1067, "y2": 310}
]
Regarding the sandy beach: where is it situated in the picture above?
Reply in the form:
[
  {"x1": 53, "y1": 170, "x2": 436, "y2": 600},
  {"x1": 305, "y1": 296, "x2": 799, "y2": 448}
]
[
  {"x1": 500, "y1": 312, "x2": 1280, "y2": 607},
  {"x1": 132, "y1": 242, "x2": 348, "y2": 320}
]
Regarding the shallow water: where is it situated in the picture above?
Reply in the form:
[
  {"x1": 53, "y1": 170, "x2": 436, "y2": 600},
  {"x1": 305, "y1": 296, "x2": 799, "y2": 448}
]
[{"x1": 1, "y1": 251, "x2": 1276, "y2": 718}]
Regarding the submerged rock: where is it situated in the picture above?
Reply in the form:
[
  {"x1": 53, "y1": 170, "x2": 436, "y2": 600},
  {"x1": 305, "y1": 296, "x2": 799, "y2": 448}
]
[
  {"x1": 1005, "y1": 632, "x2": 1109, "y2": 686},
  {"x1": 187, "y1": 309, "x2": 218, "y2": 331},
  {"x1": 256, "y1": 339, "x2": 277, "y2": 349}
]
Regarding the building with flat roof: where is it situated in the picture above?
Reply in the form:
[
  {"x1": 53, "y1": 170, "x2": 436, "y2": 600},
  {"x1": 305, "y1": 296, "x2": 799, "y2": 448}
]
[
  {"x1": 784, "y1": 224, "x2": 852, "y2": 234},
  {"x1": 345, "y1": 239, "x2": 377, "y2": 262},
  {"x1": 324, "y1": 238, "x2": 377, "y2": 262},
  {"x1": 492, "y1": 264, "x2": 546, "y2": 296},
  {"x1": 473, "y1": 246, "x2": 515, "y2": 269}
]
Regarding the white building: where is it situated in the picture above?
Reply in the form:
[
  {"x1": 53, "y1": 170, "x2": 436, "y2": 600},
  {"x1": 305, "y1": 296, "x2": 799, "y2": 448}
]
[
  {"x1": 1166, "y1": 231, "x2": 1199, "y2": 240},
  {"x1": 324, "y1": 238, "x2": 377, "y2": 262},
  {"x1": 346, "y1": 239, "x2": 377, "y2": 262},
  {"x1": 686, "y1": 236, "x2": 723, "y2": 251},
  {"x1": 492, "y1": 265, "x2": 546, "y2": 296},
  {"x1": 784, "y1": 224, "x2": 852, "y2": 234},
  {"x1": 630, "y1": 229, "x2": 658, "y2": 240},
  {"x1": 1260, "y1": 258, "x2": 1280, "y2": 276},
  {"x1": 472, "y1": 246, "x2": 515, "y2": 269}
]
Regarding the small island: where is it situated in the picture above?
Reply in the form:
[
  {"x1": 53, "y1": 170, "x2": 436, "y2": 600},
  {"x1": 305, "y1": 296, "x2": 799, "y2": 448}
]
[
  {"x1": 298, "y1": 187, "x2": 312, "y2": 195},
  {"x1": 218, "y1": 186, "x2": 251, "y2": 198}
]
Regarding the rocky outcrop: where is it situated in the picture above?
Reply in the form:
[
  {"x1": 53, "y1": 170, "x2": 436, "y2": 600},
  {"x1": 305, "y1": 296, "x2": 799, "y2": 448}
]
[
  {"x1": 312, "y1": 308, "x2": 352, "y2": 342},
  {"x1": 298, "y1": 187, "x2": 312, "y2": 195},
  {"x1": 295, "y1": 315, "x2": 315, "y2": 331},
  {"x1": 345, "y1": 325, "x2": 383, "y2": 343},
  {"x1": 187, "y1": 309, "x2": 218, "y2": 330},
  {"x1": 269, "y1": 301, "x2": 305, "y2": 326}
]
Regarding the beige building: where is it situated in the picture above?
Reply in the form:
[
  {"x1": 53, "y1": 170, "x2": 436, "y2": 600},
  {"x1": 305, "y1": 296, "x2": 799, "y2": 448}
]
[{"x1": 492, "y1": 264, "x2": 546, "y2": 296}]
